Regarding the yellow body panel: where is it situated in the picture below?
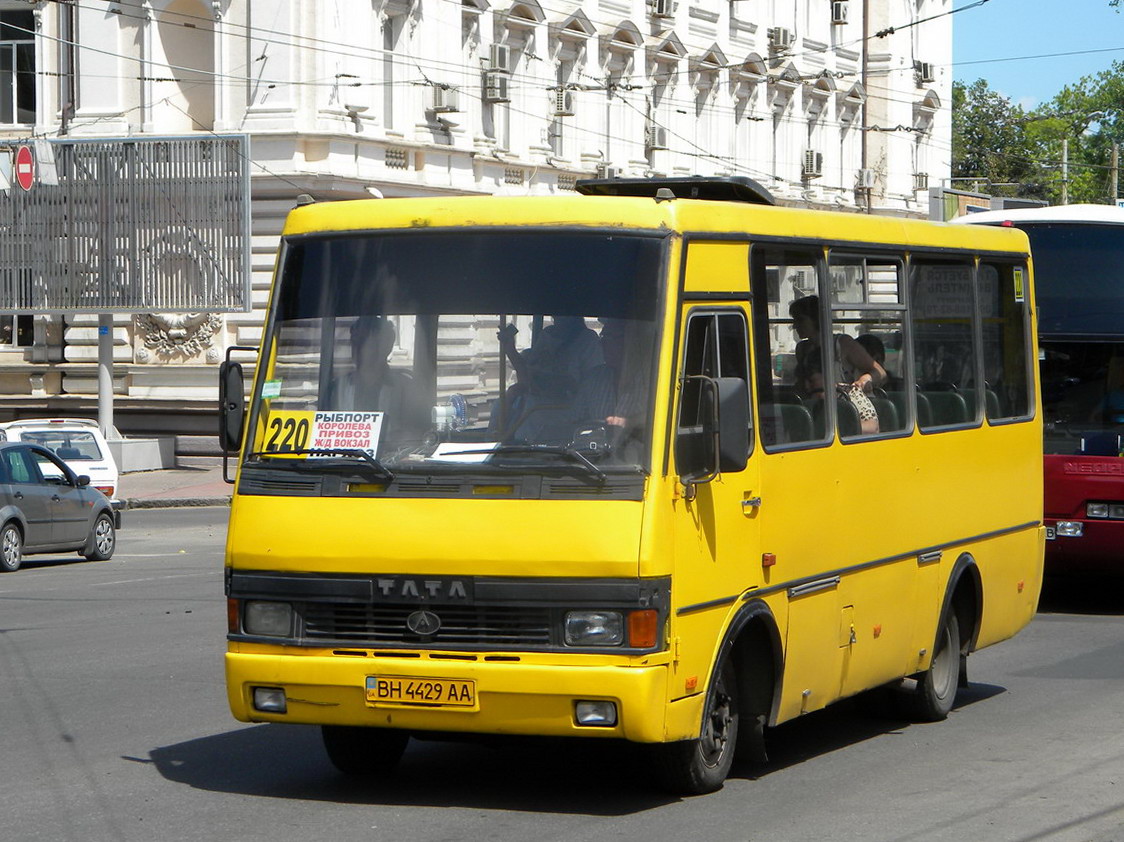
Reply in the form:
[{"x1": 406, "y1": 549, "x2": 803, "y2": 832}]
[
  {"x1": 228, "y1": 193, "x2": 1042, "y2": 748},
  {"x1": 228, "y1": 495, "x2": 645, "y2": 579}
]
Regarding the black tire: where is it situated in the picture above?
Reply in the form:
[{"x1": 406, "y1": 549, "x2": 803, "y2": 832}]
[
  {"x1": 651, "y1": 658, "x2": 739, "y2": 795},
  {"x1": 83, "y1": 512, "x2": 116, "y2": 561},
  {"x1": 321, "y1": 725, "x2": 409, "y2": 776},
  {"x1": 908, "y1": 612, "x2": 962, "y2": 722},
  {"x1": 0, "y1": 521, "x2": 21, "y2": 572}
]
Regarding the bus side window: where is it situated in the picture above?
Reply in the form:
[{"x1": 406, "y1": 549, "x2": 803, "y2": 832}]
[
  {"x1": 829, "y1": 252, "x2": 909, "y2": 438},
  {"x1": 910, "y1": 257, "x2": 980, "y2": 430},
  {"x1": 979, "y1": 262, "x2": 1033, "y2": 421},
  {"x1": 751, "y1": 247, "x2": 827, "y2": 449}
]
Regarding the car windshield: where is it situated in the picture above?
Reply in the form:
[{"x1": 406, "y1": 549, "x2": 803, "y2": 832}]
[
  {"x1": 249, "y1": 230, "x2": 665, "y2": 477},
  {"x1": 19, "y1": 430, "x2": 103, "y2": 460}
]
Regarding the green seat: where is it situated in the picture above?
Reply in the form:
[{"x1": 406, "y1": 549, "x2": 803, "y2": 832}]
[
  {"x1": 922, "y1": 391, "x2": 968, "y2": 427},
  {"x1": 761, "y1": 402, "x2": 815, "y2": 445},
  {"x1": 869, "y1": 396, "x2": 901, "y2": 432}
]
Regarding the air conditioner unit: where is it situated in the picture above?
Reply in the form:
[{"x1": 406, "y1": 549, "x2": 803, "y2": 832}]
[
  {"x1": 483, "y1": 70, "x2": 510, "y2": 103},
  {"x1": 489, "y1": 43, "x2": 511, "y2": 73},
  {"x1": 554, "y1": 88, "x2": 575, "y2": 117},
  {"x1": 857, "y1": 168, "x2": 875, "y2": 189},
  {"x1": 802, "y1": 149, "x2": 823, "y2": 179},
  {"x1": 793, "y1": 269, "x2": 813, "y2": 292},
  {"x1": 916, "y1": 61, "x2": 935, "y2": 84},
  {"x1": 431, "y1": 85, "x2": 459, "y2": 113},
  {"x1": 652, "y1": 0, "x2": 676, "y2": 18},
  {"x1": 646, "y1": 124, "x2": 669, "y2": 150},
  {"x1": 831, "y1": 0, "x2": 848, "y2": 24},
  {"x1": 596, "y1": 164, "x2": 619, "y2": 179},
  {"x1": 768, "y1": 27, "x2": 794, "y2": 52},
  {"x1": 913, "y1": 171, "x2": 929, "y2": 191}
]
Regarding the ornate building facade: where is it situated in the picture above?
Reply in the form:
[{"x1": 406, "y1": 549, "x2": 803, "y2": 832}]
[{"x1": 0, "y1": 0, "x2": 951, "y2": 436}]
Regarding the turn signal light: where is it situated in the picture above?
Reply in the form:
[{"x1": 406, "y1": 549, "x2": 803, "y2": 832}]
[
  {"x1": 227, "y1": 598, "x2": 240, "y2": 633},
  {"x1": 628, "y1": 610, "x2": 658, "y2": 648}
]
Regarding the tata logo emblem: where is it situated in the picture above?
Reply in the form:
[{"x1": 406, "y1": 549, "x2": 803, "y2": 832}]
[
  {"x1": 406, "y1": 610, "x2": 442, "y2": 636},
  {"x1": 376, "y1": 577, "x2": 469, "y2": 600}
]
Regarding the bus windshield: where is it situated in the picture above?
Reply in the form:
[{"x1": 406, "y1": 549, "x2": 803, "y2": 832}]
[
  {"x1": 253, "y1": 230, "x2": 664, "y2": 476},
  {"x1": 1018, "y1": 223, "x2": 1124, "y2": 455}
]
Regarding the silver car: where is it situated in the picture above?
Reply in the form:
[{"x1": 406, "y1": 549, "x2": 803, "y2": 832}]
[{"x1": 0, "y1": 442, "x2": 118, "y2": 572}]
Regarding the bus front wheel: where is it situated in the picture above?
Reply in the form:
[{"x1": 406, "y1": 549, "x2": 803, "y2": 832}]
[
  {"x1": 651, "y1": 658, "x2": 739, "y2": 795},
  {"x1": 321, "y1": 725, "x2": 409, "y2": 776}
]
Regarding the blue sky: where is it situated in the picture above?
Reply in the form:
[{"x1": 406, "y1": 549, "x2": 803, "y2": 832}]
[{"x1": 953, "y1": 0, "x2": 1124, "y2": 109}]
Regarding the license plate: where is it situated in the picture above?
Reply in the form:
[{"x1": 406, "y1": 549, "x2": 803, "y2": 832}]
[
  {"x1": 1045, "y1": 526, "x2": 1056, "y2": 540},
  {"x1": 365, "y1": 675, "x2": 476, "y2": 707}
]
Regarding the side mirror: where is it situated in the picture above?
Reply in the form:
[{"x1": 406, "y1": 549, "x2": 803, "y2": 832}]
[
  {"x1": 76, "y1": 474, "x2": 90, "y2": 487},
  {"x1": 714, "y1": 377, "x2": 750, "y2": 473},
  {"x1": 219, "y1": 360, "x2": 246, "y2": 453},
  {"x1": 676, "y1": 376, "x2": 749, "y2": 493}
]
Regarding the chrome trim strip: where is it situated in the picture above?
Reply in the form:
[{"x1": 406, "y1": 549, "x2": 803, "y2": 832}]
[
  {"x1": 788, "y1": 576, "x2": 841, "y2": 598},
  {"x1": 676, "y1": 594, "x2": 741, "y2": 617}
]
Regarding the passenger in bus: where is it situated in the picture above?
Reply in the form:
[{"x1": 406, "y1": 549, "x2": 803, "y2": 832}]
[
  {"x1": 494, "y1": 316, "x2": 605, "y2": 441},
  {"x1": 856, "y1": 333, "x2": 901, "y2": 393},
  {"x1": 327, "y1": 315, "x2": 428, "y2": 444},
  {"x1": 791, "y1": 296, "x2": 885, "y2": 397},
  {"x1": 791, "y1": 296, "x2": 885, "y2": 434},
  {"x1": 499, "y1": 315, "x2": 604, "y2": 398}
]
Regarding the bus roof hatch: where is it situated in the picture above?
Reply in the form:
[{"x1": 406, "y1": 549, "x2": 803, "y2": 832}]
[{"x1": 575, "y1": 176, "x2": 775, "y2": 206}]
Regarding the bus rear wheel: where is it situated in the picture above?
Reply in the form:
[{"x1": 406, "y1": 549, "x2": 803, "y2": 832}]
[
  {"x1": 651, "y1": 658, "x2": 739, "y2": 795},
  {"x1": 906, "y1": 612, "x2": 961, "y2": 722},
  {"x1": 321, "y1": 725, "x2": 409, "y2": 776}
]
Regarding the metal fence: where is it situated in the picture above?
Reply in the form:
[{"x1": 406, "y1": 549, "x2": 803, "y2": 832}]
[{"x1": 0, "y1": 135, "x2": 250, "y2": 313}]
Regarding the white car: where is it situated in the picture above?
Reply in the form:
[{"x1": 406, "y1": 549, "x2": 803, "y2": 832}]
[{"x1": 0, "y1": 419, "x2": 121, "y2": 507}]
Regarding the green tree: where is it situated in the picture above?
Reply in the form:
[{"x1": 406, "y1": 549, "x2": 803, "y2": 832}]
[
  {"x1": 951, "y1": 79, "x2": 1041, "y2": 198},
  {"x1": 1033, "y1": 62, "x2": 1124, "y2": 203}
]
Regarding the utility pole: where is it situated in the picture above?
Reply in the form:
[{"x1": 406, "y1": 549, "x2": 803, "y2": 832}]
[
  {"x1": 1061, "y1": 138, "x2": 1069, "y2": 205},
  {"x1": 1112, "y1": 143, "x2": 1119, "y2": 205}
]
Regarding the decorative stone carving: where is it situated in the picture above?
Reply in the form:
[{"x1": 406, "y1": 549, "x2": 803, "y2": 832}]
[{"x1": 136, "y1": 313, "x2": 222, "y2": 362}]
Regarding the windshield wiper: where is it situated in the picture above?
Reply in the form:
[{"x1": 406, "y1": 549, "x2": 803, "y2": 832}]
[
  {"x1": 250, "y1": 448, "x2": 395, "y2": 482},
  {"x1": 489, "y1": 444, "x2": 607, "y2": 483}
]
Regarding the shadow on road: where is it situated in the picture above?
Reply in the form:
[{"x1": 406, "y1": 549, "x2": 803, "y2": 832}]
[
  {"x1": 142, "y1": 681, "x2": 1007, "y2": 812},
  {"x1": 17, "y1": 555, "x2": 95, "y2": 572},
  {"x1": 144, "y1": 725, "x2": 670, "y2": 814},
  {"x1": 755, "y1": 681, "x2": 1005, "y2": 775}
]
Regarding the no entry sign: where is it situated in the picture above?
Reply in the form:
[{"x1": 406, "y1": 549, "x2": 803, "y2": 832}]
[{"x1": 14, "y1": 145, "x2": 33, "y2": 191}]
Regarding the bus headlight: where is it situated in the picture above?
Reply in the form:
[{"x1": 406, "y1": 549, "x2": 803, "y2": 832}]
[
  {"x1": 244, "y1": 601, "x2": 293, "y2": 636},
  {"x1": 564, "y1": 611, "x2": 624, "y2": 646},
  {"x1": 1111, "y1": 504, "x2": 1124, "y2": 519},
  {"x1": 1055, "y1": 521, "x2": 1084, "y2": 537},
  {"x1": 1087, "y1": 503, "x2": 1109, "y2": 518}
]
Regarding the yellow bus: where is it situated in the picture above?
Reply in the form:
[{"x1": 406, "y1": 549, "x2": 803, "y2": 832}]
[{"x1": 220, "y1": 178, "x2": 1043, "y2": 793}]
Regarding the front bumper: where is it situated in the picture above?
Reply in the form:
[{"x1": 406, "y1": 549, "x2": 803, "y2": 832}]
[
  {"x1": 226, "y1": 649, "x2": 695, "y2": 744},
  {"x1": 1044, "y1": 517, "x2": 1124, "y2": 576}
]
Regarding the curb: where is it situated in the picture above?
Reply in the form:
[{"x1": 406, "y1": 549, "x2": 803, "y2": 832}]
[{"x1": 123, "y1": 497, "x2": 232, "y2": 509}]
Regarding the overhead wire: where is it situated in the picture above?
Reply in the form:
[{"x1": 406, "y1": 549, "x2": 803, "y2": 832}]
[{"x1": 21, "y1": 0, "x2": 972, "y2": 194}]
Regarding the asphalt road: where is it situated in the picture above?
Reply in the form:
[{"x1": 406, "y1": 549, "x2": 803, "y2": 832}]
[{"x1": 1, "y1": 508, "x2": 1122, "y2": 842}]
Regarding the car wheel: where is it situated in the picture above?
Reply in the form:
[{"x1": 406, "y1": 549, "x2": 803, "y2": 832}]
[
  {"x1": 0, "y1": 522, "x2": 22, "y2": 572},
  {"x1": 651, "y1": 657, "x2": 739, "y2": 794},
  {"x1": 321, "y1": 726, "x2": 409, "y2": 776},
  {"x1": 83, "y1": 512, "x2": 116, "y2": 561}
]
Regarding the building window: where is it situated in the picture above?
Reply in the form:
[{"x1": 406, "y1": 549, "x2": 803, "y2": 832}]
[
  {"x1": 0, "y1": 10, "x2": 35, "y2": 125},
  {"x1": 0, "y1": 314, "x2": 32, "y2": 347}
]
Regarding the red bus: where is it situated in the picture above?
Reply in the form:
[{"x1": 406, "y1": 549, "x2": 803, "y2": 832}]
[{"x1": 963, "y1": 205, "x2": 1124, "y2": 577}]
